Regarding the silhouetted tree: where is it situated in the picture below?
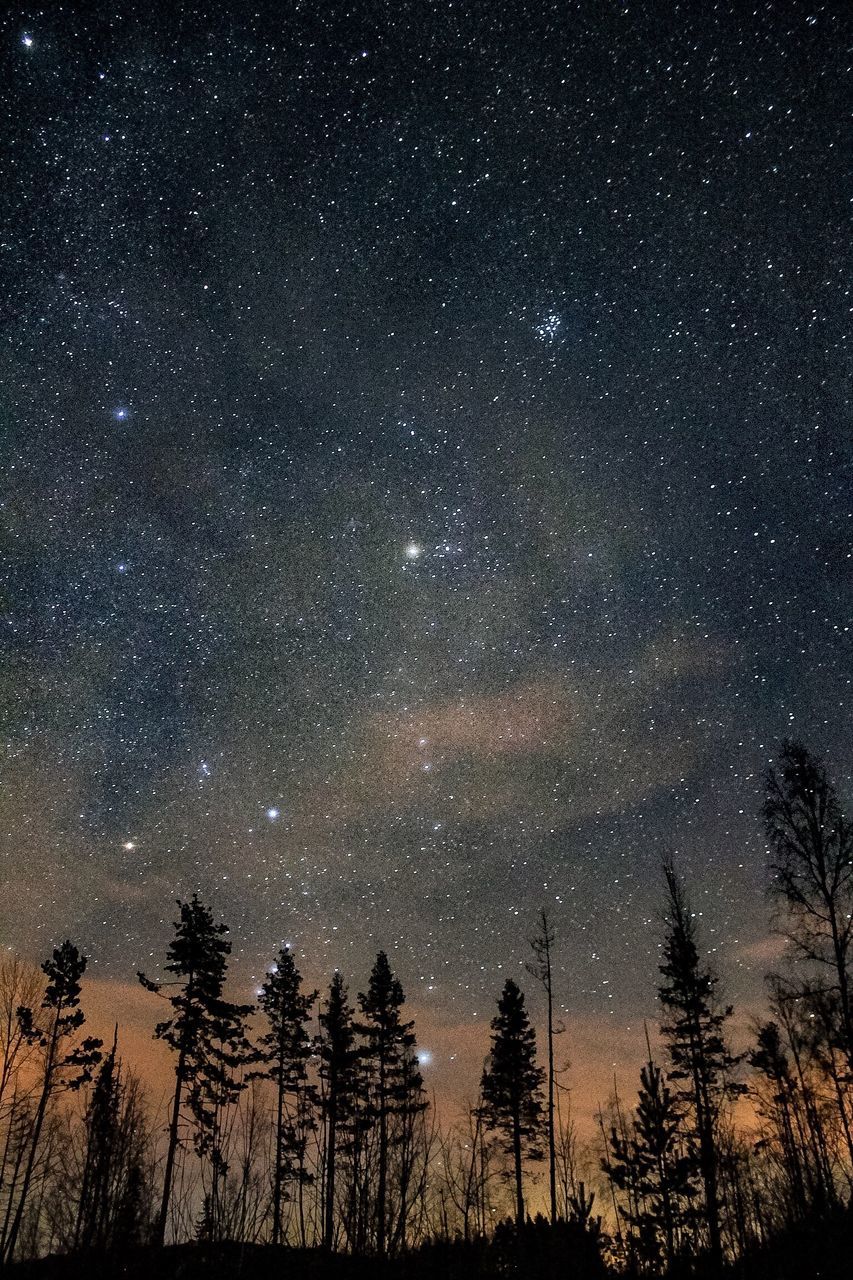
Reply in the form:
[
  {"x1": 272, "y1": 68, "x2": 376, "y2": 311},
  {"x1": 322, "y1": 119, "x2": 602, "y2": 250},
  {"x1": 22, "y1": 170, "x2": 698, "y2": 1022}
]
[
  {"x1": 317, "y1": 972, "x2": 358, "y2": 1251},
  {"x1": 605, "y1": 1048, "x2": 698, "y2": 1272},
  {"x1": 254, "y1": 945, "x2": 316, "y2": 1245},
  {"x1": 479, "y1": 978, "x2": 545, "y2": 1227},
  {"x1": 0, "y1": 956, "x2": 44, "y2": 1261},
  {"x1": 750, "y1": 1020, "x2": 813, "y2": 1221},
  {"x1": 527, "y1": 910, "x2": 561, "y2": 1223},
  {"x1": 357, "y1": 951, "x2": 426, "y2": 1257},
  {"x1": 139, "y1": 895, "x2": 253, "y2": 1246},
  {"x1": 658, "y1": 859, "x2": 743, "y2": 1270},
  {"x1": 767, "y1": 978, "x2": 838, "y2": 1210},
  {"x1": 74, "y1": 1030, "x2": 120, "y2": 1250},
  {"x1": 764, "y1": 741, "x2": 853, "y2": 1073},
  {"x1": 73, "y1": 1031, "x2": 151, "y2": 1251},
  {"x1": 3, "y1": 942, "x2": 101, "y2": 1264}
]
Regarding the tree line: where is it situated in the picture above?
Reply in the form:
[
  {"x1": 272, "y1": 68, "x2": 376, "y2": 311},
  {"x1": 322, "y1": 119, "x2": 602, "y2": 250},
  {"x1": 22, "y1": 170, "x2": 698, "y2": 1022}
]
[{"x1": 0, "y1": 740, "x2": 849, "y2": 1277}]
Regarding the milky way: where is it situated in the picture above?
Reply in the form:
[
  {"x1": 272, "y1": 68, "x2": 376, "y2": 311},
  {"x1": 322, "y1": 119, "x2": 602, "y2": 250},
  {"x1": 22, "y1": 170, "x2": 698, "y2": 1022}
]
[{"x1": 0, "y1": 3, "x2": 849, "y2": 1099}]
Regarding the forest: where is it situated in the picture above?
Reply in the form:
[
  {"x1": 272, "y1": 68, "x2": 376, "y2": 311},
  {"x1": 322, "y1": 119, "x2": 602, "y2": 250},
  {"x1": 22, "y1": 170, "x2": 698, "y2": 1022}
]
[{"x1": 0, "y1": 741, "x2": 851, "y2": 1279}]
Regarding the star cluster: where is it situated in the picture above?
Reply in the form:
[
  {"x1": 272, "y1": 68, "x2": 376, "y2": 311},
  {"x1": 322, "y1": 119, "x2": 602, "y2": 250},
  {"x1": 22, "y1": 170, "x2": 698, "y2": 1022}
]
[{"x1": 0, "y1": 3, "x2": 849, "y2": 1084}]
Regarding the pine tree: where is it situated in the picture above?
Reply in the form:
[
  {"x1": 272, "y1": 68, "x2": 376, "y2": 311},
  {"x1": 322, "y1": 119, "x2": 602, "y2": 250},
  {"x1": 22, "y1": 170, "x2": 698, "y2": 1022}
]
[
  {"x1": 74, "y1": 1030, "x2": 121, "y2": 1251},
  {"x1": 139, "y1": 895, "x2": 253, "y2": 1247},
  {"x1": 527, "y1": 910, "x2": 561, "y2": 1223},
  {"x1": 658, "y1": 859, "x2": 742, "y2": 1269},
  {"x1": 253, "y1": 945, "x2": 316, "y2": 1246},
  {"x1": 73, "y1": 1032, "x2": 151, "y2": 1252},
  {"x1": 3, "y1": 942, "x2": 101, "y2": 1264},
  {"x1": 605, "y1": 1049, "x2": 698, "y2": 1272},
  {"x1": 479, "y1": 978, "x2": 545, "y2": 1227},
  {"x1": 317, "y1": 972, "x2": 358, "y2": 1251},
  {"x1": 357, "y1": 951, "x2": 426, "y2": 1257}
]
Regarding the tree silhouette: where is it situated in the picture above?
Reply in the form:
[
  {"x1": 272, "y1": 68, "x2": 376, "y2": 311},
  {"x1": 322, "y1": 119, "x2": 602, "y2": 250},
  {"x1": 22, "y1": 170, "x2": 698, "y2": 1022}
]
[
  {"x1": 253, "y1": 945, "x2": 316, "y2": 1245},
  {"x1": 317, "y1": 972, "x2": 358, "y2": 1251},
  {"x1": 3, "y1": 942, "x2": 101, "y2": 1264},
  {"x1": 357, "y1": 951, "x2": 426, "y2": 1257},
  {"x1": 139, "y1": 895, "x2": 253, "y2": 1247},
  {"x1": 763, "y1": 741, "x2": 853, "y2": 1073},
  {"x1": 605, "y1": 1044, "x2": 698, "y2": 1271},
  {"x1": 527, "y1": 910, "x2": 561, "y2": 1223},
  {"x1": 479, "y1": 978, "x2": 545, "y2": 1227},
  {"x1": 74, "y1": 1029, "x2": 121, "y2": 1251},
  {"x1": 658, "y1": 859, "x2": 743, "y2": 1270}
]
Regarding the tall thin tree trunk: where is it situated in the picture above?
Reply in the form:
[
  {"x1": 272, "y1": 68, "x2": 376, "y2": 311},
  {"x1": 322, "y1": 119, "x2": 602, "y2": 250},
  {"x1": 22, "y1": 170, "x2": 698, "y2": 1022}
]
[
  {"x1": 156, "y1": 1046, "x2": 185, "y2": 1248},
  {"x1": 324, "y1": 1101, "x2": 337, "y2": 1250},
  {"x1": 0, "y1": 1108, "x2": 30, "y2": 1261},
  {"x1": 377, "y1": 1101, "x2": 387, "y2": 1256},
  {"x1": 4, "y1": 1011, "x2": 61, "y2": 1265},
  {"x1": 544, "y1": 926, "x2": 557, "y2": 1222},
  {"x1": 694, "y1": 1068, "x2": 722, "y2": 1270},
  {"x1": 512, "y1": 1108, "x2": 524, "y2": 1227},
  {"x1": 272, "y1": 1069, "x2": 284, "y2": 1245}
]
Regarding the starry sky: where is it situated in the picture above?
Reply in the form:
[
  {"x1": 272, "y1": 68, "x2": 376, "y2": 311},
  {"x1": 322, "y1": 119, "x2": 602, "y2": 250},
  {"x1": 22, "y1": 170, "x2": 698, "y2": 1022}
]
[{"x1": 0, "y1": 2, "x2": 849, "y2": 1116}]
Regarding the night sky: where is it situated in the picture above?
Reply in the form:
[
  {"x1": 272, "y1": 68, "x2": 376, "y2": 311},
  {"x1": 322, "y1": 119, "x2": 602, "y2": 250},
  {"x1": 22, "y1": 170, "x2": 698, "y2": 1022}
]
[{"x1": 1, "y1": 2, "x2": 849, "y2": 1111}]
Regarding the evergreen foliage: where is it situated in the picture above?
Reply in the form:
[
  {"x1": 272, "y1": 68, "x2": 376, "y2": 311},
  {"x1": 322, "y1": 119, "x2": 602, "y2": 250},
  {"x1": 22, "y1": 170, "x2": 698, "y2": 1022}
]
[
  {"x1": 253, "y1": 945, "x2": 317, "y2": 1245},
  {"x1": 357, "y1": 952, "x2": 427, "y2": 1257},
  {"x1": 3, "y1": 942, "x2": 101, "y2": 1265},
  {"x1": 479, "y1": 978, "x2": 545, "y2": 1227},
  {"x1": 139, "y1": 895, "x2": 253, "y2": 1246},
  {"x1": 605, "y1": 1055, "x2": 698, "y2": 1272},
  {"x1": 658, "y1": 859, "x2": 743, "y2": 1269},
  {"x1": 317, "y1": 973, "x2": 359, "y2": 1251}
]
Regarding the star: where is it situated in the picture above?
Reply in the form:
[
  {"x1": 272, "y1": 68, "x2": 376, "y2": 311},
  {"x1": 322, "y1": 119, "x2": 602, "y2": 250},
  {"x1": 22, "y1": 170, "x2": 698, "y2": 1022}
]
[
  {"x1": 404, "y1": 543, "x2": 422, "y2": 560},
  {"x1": 266, "y1": 807, "x2": 280, "y2": 821},
  {"x1": 21, "y1": 35, "x2": 33, "y2": 48},
  {"x1": 113, "y1": 408, "x2": 128, "y2": 421}
]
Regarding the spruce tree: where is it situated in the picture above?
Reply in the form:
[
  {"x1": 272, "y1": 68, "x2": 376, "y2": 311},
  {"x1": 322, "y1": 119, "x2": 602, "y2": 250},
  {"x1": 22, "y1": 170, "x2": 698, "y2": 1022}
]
[
  {"x1": 605, "y1": 1051, "x2": 698, "y2": 1271},
  {"x1": 658, "y1": 860, "x2": 742, "y2": 1269},
  {"x1": 479, "y1": 978, "x2": 544, "y2": 1227},
  {"x1": 357, "y1": 951, "x2": 426, "y2": 1258},
  {"x1": 74, "y1": 1030, "x2": 121, "y2": 1251},
  {"x1": 527, "y1": 910, "x2": 560, "y2": 1223},
  {"x1": 139, "y1": 894, "x2": 253, "y2": 1246},
  {"x1": 317, "y1": 972, "x2": 358, "y2": 1251},
  {"x1": 253, "y1": 945, "x2": 317, "y2": 1246},
  {"x1": 4, "y1": 942, "x2": 101, "y2": 1264}
]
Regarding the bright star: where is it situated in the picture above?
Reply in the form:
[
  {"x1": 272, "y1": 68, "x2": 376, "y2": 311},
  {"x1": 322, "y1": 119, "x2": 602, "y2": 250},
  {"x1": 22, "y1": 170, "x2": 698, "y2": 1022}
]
[
  {"x1": 116, "y1": 562, "x2": 129, "y2": 574},
  {"x1": 266, "y1": 807, "x2": 280, "y2": 821},
  {"x1": 123, "y1": 841, "x2": 136, "y2": 852},
  {"x1": 22, "y1": 35, "x2": 33, "y2": 48},
  {"x1": 417, "y1": 1049, "x2": 433, "y2": 1066},
  {"x1": 114, "y1": 408, "x2": 128, "y2": 421},
  {"x1": 405, "y1": 543, "x2": 422, "y2": 560}
]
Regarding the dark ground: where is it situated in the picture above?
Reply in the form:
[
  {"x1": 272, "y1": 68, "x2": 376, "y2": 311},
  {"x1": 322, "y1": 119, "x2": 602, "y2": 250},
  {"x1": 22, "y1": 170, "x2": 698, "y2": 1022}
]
[{"x1": 7, "y1": 1208, "x2": 853, "y2": 1280}]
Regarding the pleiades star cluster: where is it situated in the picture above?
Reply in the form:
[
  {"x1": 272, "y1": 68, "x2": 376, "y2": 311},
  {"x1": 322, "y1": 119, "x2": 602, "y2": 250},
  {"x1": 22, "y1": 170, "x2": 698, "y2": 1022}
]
[{"x1": 0, "y1": 2, "x2": 849, "y2": 1089}]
